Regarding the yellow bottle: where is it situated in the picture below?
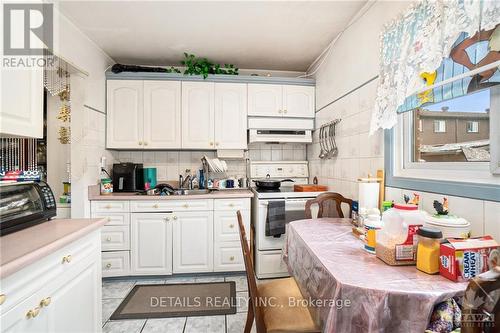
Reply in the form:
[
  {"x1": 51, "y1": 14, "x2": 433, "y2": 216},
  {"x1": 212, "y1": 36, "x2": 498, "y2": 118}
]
[{"x1": 416, "y1": 227, "x2": 443, "y2": 274}]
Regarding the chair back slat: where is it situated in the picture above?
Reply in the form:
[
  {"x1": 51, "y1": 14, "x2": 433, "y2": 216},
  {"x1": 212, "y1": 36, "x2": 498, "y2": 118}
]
[
  {"x1": 305, "y1": 192, "x2": 353, "y2": 219},
  {"x1": 237, "y1": 211, "x2": 267, "y2": 333}
]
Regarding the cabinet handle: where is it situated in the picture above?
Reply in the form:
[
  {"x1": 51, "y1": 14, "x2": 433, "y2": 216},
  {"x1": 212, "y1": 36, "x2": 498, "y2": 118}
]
[
  {"x1": 173, "y1": 216, "x2": 178, "y2": 220},
  {"x1": 106, "y1": 217, "x2": 111, "y2": 222},
  {"x1": 105, "y1": 263, "x2": 112, "y2": 269},
  {"x1": 209, "y1": 142, "x2": 214, "y2": 146},
  {"x1": 26, "y1": 307, "x2": 41, "y2": 319},
  {"x1": 105, "y1": 205, "x2": 111, "y2": 209},
  {"x1": 183, "y1": 204, "x2": 189, "y2": 209},
  {"x1": 0, "y1": 294, "x2": 5, "y2": 305},
  {"x1": 144, "y1": 142, "x2": 148, "y2": 146},
  {"x1": 283, "y1": 109, "x2": 288, "y2": 114},
  {"x1": 138, "y1": 141, "x2": 143, "y2": 146},
  {"x1": 106, "y1": 237, "x2": 112, "y2": 242},
  {"x1": 229, "y1": 224, "x2": 235, "y2": 229},
  {"x1": 215, "y1": 142, "x2": 219, "y2": 146},
  {"x1": 229, "y1": 256, "x2": 235, "y2": 261},
  {"x1": 165, "y1": 217, "x2": 170, "y2": 222},
  {"x1": 62, "y1": 255, "x2": 72, "y2": 264},
  {"x1": 153, "y1": 204, "x2": 159, "y2": 208},
  {"x1": 278, "y1": 110, "x2": 282, "y2": 114},
  {"x1": 40, "y1": 297, "x2": 51, "y2": 307},
  {"x1": 229, "y1": 203, "x2": 234, "y2": 207}
]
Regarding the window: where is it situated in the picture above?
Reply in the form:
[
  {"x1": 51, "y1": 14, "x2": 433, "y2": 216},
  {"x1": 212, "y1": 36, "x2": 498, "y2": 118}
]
[
  {"x1": 467, "y1": 121, "x2": 479, "y2": 133},
  {"x1": 433, "y1": 120, "x2": 446, "y2": 133},
  {"x1": 412, "y1": 89, "x2": 491, "y2": 163}
]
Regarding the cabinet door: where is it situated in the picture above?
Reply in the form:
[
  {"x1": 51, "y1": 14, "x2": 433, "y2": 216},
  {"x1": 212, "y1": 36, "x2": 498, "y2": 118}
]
[
  {"x1": 0, "y1": 292, "x2": 50, "y2": 333},
  {"x1": 0, "y1": 68, "x2": 43, "y2": 138},
  {"x1": 247, "y1": 84, "x2": 282, "y2": 117},
  {"x1": 214, "y1": 83, "x2": 247, "y2": 149},
  {"x1": 181, "y1": 82, "x2": 215, "y2": 149},
  {"x1": 106, "y1": 80, "x2": 143, "y2": 148},
  {"x1": 173, "y1": 211, "x2": 214, "y2": 273},
  {"x1": 143, "y1": 81, "x2": 181, "y2": 149},
  {"x1": 46, "y1": 260, "x2": 101, "y2": 333},
  {"x1": 131, "y1": 213, "x2": 172, "y2": 275},
  {"x1": 282, "y1": 85, "x2": 315, "y2": 118}
]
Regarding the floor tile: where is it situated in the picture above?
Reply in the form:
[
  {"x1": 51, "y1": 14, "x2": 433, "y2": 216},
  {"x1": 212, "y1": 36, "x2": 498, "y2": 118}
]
[
  {"x1": 141, "y1": 317, "x2": 186, "y2": 333},
  {"x1": 226, "y1": 312, "x2": 255, "y2": 333},
  {"x1": 102, "y1": 281, "x2": 135, "y2": 299},
  {"x1": 235, "y1": 291, "x2": 249, "y2": 313},
  {"x1": 102, "y1": 298, "x2": 123, "y2": 325},
  {"x1": 102, "y1": 320, "x2": 145, "y2": 333},
  {"x1": 195, "y1": 276, "x2": 225, "y2": 283},
  {"x1": 225, "y1": 275, "x2": 247, "y2": 291},
  {"x1": 135, "y1": 279, "x2": 166, "y2": 285},
  {"x1": 164, "y1": 276, "x2": 196, "y2": 284},
  {"x1": 184, "y1": 315, "x2": 225, "y2": 333}
]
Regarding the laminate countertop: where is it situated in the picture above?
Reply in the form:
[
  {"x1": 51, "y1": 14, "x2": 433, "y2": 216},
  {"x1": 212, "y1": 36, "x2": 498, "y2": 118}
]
[
  {"x1": 0, "y1": 218, "x2": 107, "y2": 279},
  {"x1": 88, "y1": 185, "x2": 254, "y2": 200}
]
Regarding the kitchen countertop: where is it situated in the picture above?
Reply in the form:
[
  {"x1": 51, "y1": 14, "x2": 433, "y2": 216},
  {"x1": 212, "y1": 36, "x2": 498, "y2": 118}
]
[
  {"x1": 0, "y1": 218, "x2": 107, "y2": 279},
  {"x1": 88, "y1": 185, "x2": 254, "y2": 200}
]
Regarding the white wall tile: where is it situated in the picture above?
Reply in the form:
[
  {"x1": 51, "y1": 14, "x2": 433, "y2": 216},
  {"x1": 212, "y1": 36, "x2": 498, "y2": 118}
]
[{"x1": 484, "y1": 201, "x2": 500, "y2": 242}]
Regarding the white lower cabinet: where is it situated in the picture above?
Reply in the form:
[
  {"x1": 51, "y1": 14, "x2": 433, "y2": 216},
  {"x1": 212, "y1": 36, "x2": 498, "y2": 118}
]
[
  {"x1": 0, "y1": 232, "x2": 102, "y2": 333},
  {"x1": 102, "y1": 251, "x2": 130, "y2": 277},
  {"x1": 173, "y1": 211, "x2": 214, "y2": 273},
  {"x1": 213, "y1": 209, "x2": 250, "y2": 271},
  {"x1": 131, "y1": 213, "x2": 173, "y2": 275}
]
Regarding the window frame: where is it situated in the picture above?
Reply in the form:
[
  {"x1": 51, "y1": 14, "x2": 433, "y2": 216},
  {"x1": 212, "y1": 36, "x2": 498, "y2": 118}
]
[
  {"x1": 466, "y1": 121, "x2": 479, "y2": 133},
  {"x1": 433, "y1": 120, "x2": 446, "y2": 133},
  {"x1": 384, "y1": 85, "x2": 500, "y2": 202}
]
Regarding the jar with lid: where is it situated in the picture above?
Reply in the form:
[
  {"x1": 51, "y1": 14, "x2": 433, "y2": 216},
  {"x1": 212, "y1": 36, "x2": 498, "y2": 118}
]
[
  {"x1": 416, "y1": 227, "x2": 443, "y2": 274},
  {"x1": 376, "y1": 203, "x2": 426, "y2": 265}
]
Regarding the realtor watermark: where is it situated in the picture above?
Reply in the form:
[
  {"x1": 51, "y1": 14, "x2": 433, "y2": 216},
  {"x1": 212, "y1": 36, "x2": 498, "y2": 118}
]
[
  {"x1": 149, "y1": 296, "x2": 352, "y2": 310},
  {"x1": 2, "y1": 3, "x2": 54, "y2": 68}
]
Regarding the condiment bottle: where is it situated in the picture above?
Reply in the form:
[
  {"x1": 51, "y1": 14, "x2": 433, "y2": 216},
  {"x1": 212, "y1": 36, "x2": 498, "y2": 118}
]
[{"x1": 416, "y1": 227, "x2": 443, "y2": 274}]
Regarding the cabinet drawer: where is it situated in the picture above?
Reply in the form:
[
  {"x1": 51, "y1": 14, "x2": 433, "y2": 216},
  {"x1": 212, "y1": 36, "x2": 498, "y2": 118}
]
[
  {"x1": 214, "y1": 242, "x2": 244, "y2": 272},
  {"x1": 91, "y1": 201, "x2": 129, "y2": 213},
  {"x1": 214, "y1": 210, "x2": 250, "y2": 243},
  {"x1": 256, "y1": 250, "x2": 289, "y2": 277},
  {"x1": 101, "y1": 226, "x2": 130, "y2": 251},
  {"x1": 214, "y1": 198, "x2": 250, "y2": 211},
  {"x1": 91, "y1": 212, "x2": 129, "y2": 226},
  {"x1": 130, "y1": 200, "x2": 213, "y2": 212},
  {"x1": 0, "y1": 232, "x2": 100, "y2": 314},
  {"x1": 102, "y1": 251, "x2": 130, "y2": 277}
]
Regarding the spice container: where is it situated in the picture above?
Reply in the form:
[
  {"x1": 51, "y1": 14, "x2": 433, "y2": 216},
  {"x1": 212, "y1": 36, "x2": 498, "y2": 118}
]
[
  {"x1": 416, "y1": 227, "x2": 443, "y2": 274},
  {"x1": 363, "y1": 215, "x2": 382, "y2": 254},
  {"x1": 376, "y1": 204, "x2": 425, "y2": 265},
  {"x1": 100, "y1": 178, "x2": 113, "y2": 195}
]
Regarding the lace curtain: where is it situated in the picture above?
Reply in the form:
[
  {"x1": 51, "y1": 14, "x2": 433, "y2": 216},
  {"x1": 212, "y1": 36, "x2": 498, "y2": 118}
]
[{"x1": 370, "y1": 0, "x2": 500, "y2": 134}]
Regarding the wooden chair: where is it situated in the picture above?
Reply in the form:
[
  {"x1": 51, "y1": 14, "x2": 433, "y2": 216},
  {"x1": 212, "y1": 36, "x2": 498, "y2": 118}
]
[
  {"x1": 236, "y1": 211, "x2": 321, "y2": 333},
  {"x1": 304, "y1": 192, "x2": 353, "y2": 219},
  {"x1": 461, "y1": 266, "x2": 500, "y2": 333}
]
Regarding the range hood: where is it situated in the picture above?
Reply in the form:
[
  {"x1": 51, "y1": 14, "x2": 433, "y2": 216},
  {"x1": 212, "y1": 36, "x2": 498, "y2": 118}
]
[{"x1": 248, "y1": 117, "x2": 313, "y2": 143}]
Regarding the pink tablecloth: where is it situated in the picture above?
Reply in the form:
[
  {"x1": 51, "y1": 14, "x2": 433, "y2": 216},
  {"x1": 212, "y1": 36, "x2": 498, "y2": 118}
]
[{"x1": 283, "y1": 218, "x2": 467, "y2": 333}]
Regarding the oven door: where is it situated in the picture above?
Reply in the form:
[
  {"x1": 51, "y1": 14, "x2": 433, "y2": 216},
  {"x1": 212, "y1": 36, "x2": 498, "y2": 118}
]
[{"x1": 256, "y1": 198, "x2": 310, "y2": 251}]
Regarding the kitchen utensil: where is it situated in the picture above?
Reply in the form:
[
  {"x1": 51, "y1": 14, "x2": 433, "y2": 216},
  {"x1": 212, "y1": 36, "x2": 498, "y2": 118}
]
[
  {"x1": 252, "y1": 174, "x2": 294, "y2": 190},
  {"x1": 318, "y1": 125, "x2": 326, "y2": 159},
  {"x1": 293, "y1": 184, "x2": 328, "y2": 192}
]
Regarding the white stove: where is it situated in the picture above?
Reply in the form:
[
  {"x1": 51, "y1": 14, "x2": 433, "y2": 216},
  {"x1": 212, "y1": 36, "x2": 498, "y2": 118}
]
[{"x1": 250, "y1": 161, "x2": 323, "y2": 279}]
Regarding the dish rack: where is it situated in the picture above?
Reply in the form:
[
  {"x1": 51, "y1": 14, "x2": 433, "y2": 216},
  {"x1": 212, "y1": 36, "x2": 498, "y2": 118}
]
[{"x1": 201, "y1": 157, "x2": 228, "y2": 189}]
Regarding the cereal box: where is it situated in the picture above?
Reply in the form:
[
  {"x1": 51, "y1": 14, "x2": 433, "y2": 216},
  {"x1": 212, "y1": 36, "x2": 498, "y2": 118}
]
[{"x1": 439, "y1": 236, "x2": 499, "y2": 282}]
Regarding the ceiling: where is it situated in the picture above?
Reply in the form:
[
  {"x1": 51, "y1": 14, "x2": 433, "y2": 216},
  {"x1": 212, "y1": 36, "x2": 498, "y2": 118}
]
[{"x1": 58, "y1": 1, "x2": 366, "y2": 72}]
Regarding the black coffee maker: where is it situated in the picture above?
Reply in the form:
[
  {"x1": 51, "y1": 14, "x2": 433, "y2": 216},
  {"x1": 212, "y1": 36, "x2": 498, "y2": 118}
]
[{"x1": 112, "y1": 163, "x2": 144, "y2": 192}]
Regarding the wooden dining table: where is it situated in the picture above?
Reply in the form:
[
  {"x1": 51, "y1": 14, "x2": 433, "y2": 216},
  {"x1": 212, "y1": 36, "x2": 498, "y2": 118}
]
[{"x1": 283, "y1": 218, "x2": 468, "y2": 333}]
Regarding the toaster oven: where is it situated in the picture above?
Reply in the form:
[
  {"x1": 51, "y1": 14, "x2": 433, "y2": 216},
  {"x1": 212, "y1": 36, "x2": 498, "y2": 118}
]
[{"x1": 0, "y1": 181, "x2": 57, "y2": 236}]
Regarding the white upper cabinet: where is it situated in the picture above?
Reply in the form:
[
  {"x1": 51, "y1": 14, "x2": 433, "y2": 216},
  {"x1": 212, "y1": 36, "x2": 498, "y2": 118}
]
[
  {"x1": 248, "y1": 83, "x2": 315, "y2": 118},
  {"x1": 248, "y1": 84, "x2": 283, "y2": 117},
  {"x1": 214, "y1": 83, "x2": 247, "y2": 149},
  {"x1": 283, "y1": 85, "x2": 315, "y2": 118},
  {"x1": 143, "y1": 81, "x2": 181, "y2": 148},
  {"x1": 106, "y1": 80, "x2": 143, "y2": 149},
  {"x1": 173, "y1": 211, "x2": 214, "y2": 273},
  {"x1": 1, "y1": 68, "x2": 43, "y2": 138},
  {"x1": 130, "y1": 213, "x2": 173, "y2": 275},
  {"x1": 181, "y1": 82, "x2": 215, "y2": 149}
]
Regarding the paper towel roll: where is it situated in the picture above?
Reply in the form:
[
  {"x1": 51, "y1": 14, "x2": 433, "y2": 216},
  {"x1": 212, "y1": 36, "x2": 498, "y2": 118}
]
[{"x1": 358, "y1": 182, "x2": 379, "y2": 210}]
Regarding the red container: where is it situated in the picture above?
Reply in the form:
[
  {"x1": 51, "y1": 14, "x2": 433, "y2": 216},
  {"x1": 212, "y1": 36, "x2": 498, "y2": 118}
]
[{"x1": 439, "y1": 236, "x2": 498, "y2": 282}]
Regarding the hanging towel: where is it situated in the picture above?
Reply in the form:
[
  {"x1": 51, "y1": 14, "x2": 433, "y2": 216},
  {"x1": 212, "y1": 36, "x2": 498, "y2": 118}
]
[{"x1": 266, "y1": 201, "x2": 286, "y2": 237}]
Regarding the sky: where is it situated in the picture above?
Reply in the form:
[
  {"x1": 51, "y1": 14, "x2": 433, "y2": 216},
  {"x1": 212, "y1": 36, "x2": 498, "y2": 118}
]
[{"x1": 426, "y1": 89, "x2": 490, "y2": 113}]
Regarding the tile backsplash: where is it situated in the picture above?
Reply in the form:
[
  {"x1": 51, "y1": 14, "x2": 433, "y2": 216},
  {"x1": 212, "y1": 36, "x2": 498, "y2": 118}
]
[{"x1": 114, "y1": 143, "x2": 307, "y2": 181}]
